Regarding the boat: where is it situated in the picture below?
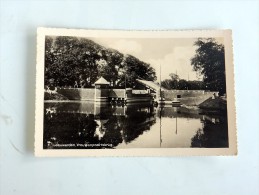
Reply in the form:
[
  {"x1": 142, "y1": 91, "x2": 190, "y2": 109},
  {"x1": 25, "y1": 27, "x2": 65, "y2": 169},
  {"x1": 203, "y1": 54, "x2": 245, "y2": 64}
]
[{"x1": 172, "y1": 98, "x2": 181, "y2": 107}]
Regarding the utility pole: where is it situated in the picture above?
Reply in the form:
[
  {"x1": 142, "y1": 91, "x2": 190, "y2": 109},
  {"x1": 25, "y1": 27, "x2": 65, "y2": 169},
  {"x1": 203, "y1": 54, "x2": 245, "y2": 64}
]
[{"x1": 187, "y1": 72, "x2": 189, "y2": 90}]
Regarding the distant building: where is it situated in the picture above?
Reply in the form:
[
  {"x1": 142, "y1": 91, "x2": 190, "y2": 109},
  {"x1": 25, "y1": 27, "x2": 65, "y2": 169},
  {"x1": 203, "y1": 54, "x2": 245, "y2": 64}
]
[{"x1": 94, "y1": 77, "x2": 110, "y2": 102}]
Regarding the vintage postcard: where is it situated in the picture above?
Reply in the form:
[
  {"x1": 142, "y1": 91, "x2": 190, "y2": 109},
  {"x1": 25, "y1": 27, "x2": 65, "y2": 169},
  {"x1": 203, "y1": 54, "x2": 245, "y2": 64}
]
[{"x1": 35, "y1": 28, "x2": 237, "y2": 156}]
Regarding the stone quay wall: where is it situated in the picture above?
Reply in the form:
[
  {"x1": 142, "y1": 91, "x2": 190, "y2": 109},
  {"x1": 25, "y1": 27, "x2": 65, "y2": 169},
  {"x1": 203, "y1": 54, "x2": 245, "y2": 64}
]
[
  {"x1": 54, "y1": 88, "x2": 218, "y2": 105},
  {"x1": 163, "y1": 90, "x2": 218, "y2": 105},
  {"x1": 57, "y1": 88, "x2": 95, "y2": 101},
  {"x1": 56, "y1": 88, "x2": 125, "y2": 101}
]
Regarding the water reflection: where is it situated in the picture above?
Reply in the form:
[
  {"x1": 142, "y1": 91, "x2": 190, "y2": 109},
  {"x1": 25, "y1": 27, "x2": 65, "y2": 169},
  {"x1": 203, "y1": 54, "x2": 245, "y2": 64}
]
[{"x1": 43, "y1": 102, "x2": 228, "y2": 149}]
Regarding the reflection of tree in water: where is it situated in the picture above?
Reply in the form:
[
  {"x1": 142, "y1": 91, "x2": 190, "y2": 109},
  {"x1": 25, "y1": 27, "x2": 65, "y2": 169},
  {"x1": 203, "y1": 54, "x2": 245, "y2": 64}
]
[
  {"x1": 100, "y1": 116, "x2": 124, "y2": 147},
  {"x1": 44, "y1": 112, "x2": 99, "y2": 149},
  {"x1": 95, "y1": 106, "x2": 156, "y2": 147},
  {"x1": 191, "y1": 114, "x2": 228, "y2": 148},
  {"x1": 44, "y1": 104, "x2": 157, "y2": 149},
  {"x1": 44, "y1": 102, "x2": 230, "y2": 149},
  {"x1": 122, "y1": 106, "x2": 156, "y2": 143}
]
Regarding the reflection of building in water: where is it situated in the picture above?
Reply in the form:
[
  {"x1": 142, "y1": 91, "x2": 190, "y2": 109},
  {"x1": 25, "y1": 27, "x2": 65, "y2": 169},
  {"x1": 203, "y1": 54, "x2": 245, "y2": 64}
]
[
  {"x1": 157, "y1": 106, "x2": 180, "y2": 147},
  {"x1": 201, "y1": 115, "x2": 220, "y2": 124},
  {"x1": 121, "y1": 104, "x2": 156, "y2": 144},
  {"x1": 94, "y1": 77, "x2": 110, "y2": 102},
  {"x1": 93, "y1": 104, "x2": 125, "y2": 140},
  {"x1": 45, "y1": 102, "x2": 158, "y2": 147},
  {"x1": 44, "y1": 99, "x2": 229, "y2": 149},
  {"x1": 94, "y1": 119, "x2": 108, "y2": 140},
  {"x1": 45, "y1": 106, "x2": 57, "y2": 118}
]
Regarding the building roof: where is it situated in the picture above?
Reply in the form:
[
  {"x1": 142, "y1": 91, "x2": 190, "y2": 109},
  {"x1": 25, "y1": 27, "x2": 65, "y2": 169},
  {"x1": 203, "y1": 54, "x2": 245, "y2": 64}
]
[
  {"x1": 94, "y1": 77, "x2": 110, "y2": 85},
  {"x1": 136, "y1": 79, "x2": 166, "y2": 91}
]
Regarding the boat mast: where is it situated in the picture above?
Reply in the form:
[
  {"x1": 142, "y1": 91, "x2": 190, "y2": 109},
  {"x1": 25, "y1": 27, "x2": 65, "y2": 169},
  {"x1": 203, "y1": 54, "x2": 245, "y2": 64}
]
[
  {"x1": 160, "y1": 64, "x2": 162, "y2": 147},
  {"x1": 125, "y1": 75, "x2": 126, "y2": 88},
  {"x1": 160, "y1": 108, "x2": 162, "y2": 147},
  {"x1": 176, "y1": 69, "x2": 178, "y2": 90},
  {"x1": 160, "y1": 64, "x2": 161, "y2": 100},
  {"x1": 175, "y1": 115, "x2": 177, "y2": 135}
]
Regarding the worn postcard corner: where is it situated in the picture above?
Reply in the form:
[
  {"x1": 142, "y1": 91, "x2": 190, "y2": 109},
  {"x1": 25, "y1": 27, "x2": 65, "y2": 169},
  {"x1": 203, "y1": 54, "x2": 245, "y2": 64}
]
[{"x1": 35, "y1": 28, "x2": 237, "y2": 157}]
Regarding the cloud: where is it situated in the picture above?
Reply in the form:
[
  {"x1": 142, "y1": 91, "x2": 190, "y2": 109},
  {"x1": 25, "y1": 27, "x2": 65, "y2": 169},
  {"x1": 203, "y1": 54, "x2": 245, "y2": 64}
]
[
  {"x1": 108, "y1": 39, "x2": 142, "y2": 55},
  {"x1": 147, "y1": 46, "x2": 200, "y2": 81}
]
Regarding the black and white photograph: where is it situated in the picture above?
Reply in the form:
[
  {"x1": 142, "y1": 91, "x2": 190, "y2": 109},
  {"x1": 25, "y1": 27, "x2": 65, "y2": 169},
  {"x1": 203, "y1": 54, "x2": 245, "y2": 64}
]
[{"x1": 35, "y1": 28, "x2": 236, "y2": 156}]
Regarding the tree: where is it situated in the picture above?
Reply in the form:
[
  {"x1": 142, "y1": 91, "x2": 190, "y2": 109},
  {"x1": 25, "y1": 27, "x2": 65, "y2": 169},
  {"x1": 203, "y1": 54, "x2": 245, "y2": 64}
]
[
  {"x1": 44, "y1": 36, "x2": 156, "y2": 88},
  {"x1": 99, "y1": 49, "x2": 124, "y2": 87},
  {"x1": 161, "y1": 74, "x2": 206, "y2": 90},
  {"x1": 169, "y1": 73, "x2": 179, "y2": 81},
  {"x1": 191, "y1": 38, "x2": 226, "y2": 95},
  {"x1": 45, "y1": 36, "x2": 99, "y2": 87},
  {"x1": 178, "y1": 79, "x2": 188, "y2": 90},
  {"x1": 120, "y1": 55, "x2": 156, "y2": 88}
]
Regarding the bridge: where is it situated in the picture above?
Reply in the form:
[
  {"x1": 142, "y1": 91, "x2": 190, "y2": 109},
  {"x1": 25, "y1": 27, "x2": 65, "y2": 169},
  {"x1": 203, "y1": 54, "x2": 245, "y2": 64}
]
[{"x1": 136, "y1": 79, "x2": 166, "y2": 92}]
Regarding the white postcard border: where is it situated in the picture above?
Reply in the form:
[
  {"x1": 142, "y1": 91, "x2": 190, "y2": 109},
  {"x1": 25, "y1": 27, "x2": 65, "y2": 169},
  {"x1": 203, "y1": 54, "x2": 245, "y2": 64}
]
[{"x1": 35, "y1": 28, "x2": 237, "y2": 157}]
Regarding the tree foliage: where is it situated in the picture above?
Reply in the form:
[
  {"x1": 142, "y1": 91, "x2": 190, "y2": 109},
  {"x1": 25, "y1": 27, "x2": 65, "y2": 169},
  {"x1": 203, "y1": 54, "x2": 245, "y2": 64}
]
[
  {"x1": 44, "y1": 36, "x2": 156, "y2": 88},
  {"x1": 191, "y1": 38, "x2": 226, "y2": 95},
  {"x1": 161, "y1": 77, "x2": 205, "y2": 90}
]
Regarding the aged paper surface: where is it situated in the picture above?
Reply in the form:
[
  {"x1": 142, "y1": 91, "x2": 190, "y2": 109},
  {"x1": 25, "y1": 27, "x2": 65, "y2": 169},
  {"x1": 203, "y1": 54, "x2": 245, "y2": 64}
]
[{"x1": 35, "y1": 28, "x2": 237, "y2": 156}]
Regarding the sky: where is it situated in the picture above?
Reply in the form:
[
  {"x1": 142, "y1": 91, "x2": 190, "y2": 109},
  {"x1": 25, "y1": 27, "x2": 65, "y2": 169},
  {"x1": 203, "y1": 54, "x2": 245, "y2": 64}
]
[{"x1": 90, "y1": 37, "x2": 224, "y2": 81}]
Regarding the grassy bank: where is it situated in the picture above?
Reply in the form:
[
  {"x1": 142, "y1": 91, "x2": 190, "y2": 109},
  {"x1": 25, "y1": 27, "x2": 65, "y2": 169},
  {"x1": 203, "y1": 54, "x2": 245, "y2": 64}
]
[{"x1": 199, "y1": 97, "x2": 227, "y2": 111}]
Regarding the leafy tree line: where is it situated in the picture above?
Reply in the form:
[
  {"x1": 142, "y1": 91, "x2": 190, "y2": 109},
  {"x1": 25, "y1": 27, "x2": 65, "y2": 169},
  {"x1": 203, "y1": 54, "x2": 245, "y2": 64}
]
[
  {"x1": 161, "y1": 73, "x2": 205, "y2": 90},
  {"x1": 191, "y1": 38, "x2": 226, "y2": 95},
  {"x1": 45, "y1": 36, "x2": 156, "y2": 88},
  {"x1": 162, "y1": 38, "x2": 226, "y2": 95}
]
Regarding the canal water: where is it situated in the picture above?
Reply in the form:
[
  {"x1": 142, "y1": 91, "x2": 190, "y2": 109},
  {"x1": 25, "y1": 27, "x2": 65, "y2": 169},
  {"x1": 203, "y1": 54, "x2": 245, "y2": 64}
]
[{"x1": 43, "y1": 102, "x2": 229, "y2": 149}]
